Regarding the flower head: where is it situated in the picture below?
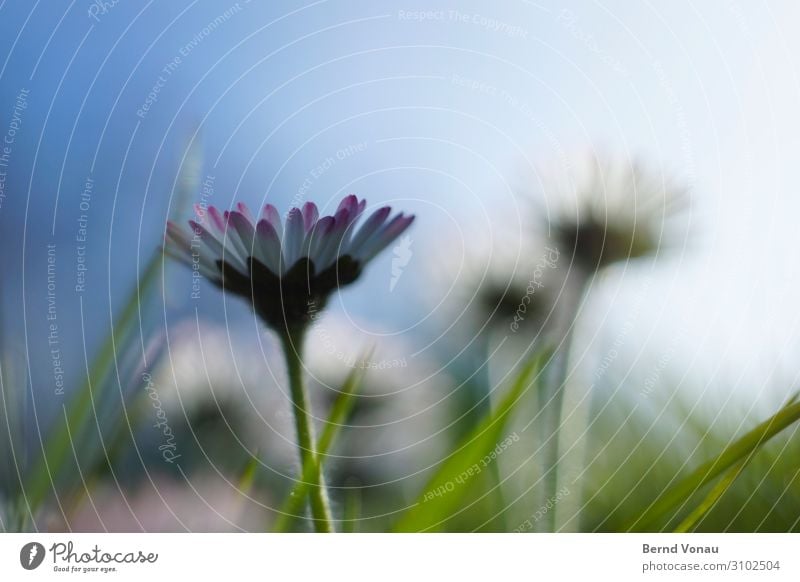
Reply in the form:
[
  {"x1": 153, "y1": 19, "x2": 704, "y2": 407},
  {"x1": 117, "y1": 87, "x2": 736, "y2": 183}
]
[
  {"x1": 165, "y1": 195, "x2": 414, "y2": 332},
  {"x1": 536, "y1": 156, "x2": 687, "y2": 271}
]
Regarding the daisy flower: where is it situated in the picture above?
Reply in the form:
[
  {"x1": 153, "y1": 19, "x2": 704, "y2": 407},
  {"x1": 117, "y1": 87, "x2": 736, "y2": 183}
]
[
  {"x1": 527, "y1": 154, "x2": 688, "y2": 531},
  {"x1": 537, "y1": 155, "x2": 687, "y2": 271},
  {"x1": 165, "y1": 194, "x2": 415, "y2": 332},
  {"x1": 164, "y1": 194, "x2": 415, "y2": 533}
]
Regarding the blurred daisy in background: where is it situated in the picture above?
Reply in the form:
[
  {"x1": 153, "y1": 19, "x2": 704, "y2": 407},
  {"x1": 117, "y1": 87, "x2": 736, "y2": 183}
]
[
  {"x1": 523, "y1": 153, "x2": 691, "y2": 531},
  {"x1": 533, "y1": 154, "x2": 689, "y2": 274}
]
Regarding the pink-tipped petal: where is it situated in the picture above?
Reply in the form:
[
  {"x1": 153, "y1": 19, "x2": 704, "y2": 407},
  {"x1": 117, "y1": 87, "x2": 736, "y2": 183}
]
[
  {"x1": 307, "y1": 216, "x2": 336, "y2": 266},
  {"x1": 221, "y1": 211, "x2": 252, "y2": 264},
  {"x1": 340, "y1": 197, "x2": 368, "y2": 247},
  {"x1": 256, "y1": 219, "x2": 283, "y2": 273},
  {"x1": 261, "y1": 204, "x2": 283, "y2": 240},
  {"x1": 193, "y1": 203, "x2": 208, "y2": 224},
  {"x1": 315, "y1": 208, "x2": 351, "y2": 269},
  {"x1": 336, "y1": 194, "x2": 359, "y2": 216},
  {"x1": 356, "y1": 214, "x2": 416, "y2": 262},
  {"x1": 189, "y1": 219, "x2": 248, "y2": 272},
  {"x1": 163, "y1": 242, "x2": 218, "y2": 278},
  {"x1": 165, "y1": 222, "x2": 223, "y2": 276},
  {"x1": 283, "y1": 208, "x2": 305, "y2": 271},
  {"x1": 348, "y1": 206, "x2": 391, "y2": 252},
  {"x1": 301, "y1": 201, "x2": 319, "y2": 231},
  {"x1": 229, "y1": 211, "x2": 265, "y2": 264},
  {"x1": 167, "y1": 221, "x2": 220, "y2": 277},
  {"x1": 166, "y1": 221, "x2": 192, "y2": 253},
  {"x1": 355, "y1": 198, "x2": 367, "y2": 218},
  {"x1": 207, "y1": 206, "x2": 226, "y2": 233},
  {"x1": 236, "y1": 202, "x2": 255, "y2": 223}
]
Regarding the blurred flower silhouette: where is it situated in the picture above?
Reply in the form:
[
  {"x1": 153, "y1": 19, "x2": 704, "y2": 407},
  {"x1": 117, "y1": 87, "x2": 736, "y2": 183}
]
[
  {"x1": 538, "y1": 156, "x2": 687, "y2": 272},
  {"x1": 165, "y1": 194, "x2": 415, "y2": 333},
  {"x1": 526, "y1": 154, "x2": 689, "y2": 531}
]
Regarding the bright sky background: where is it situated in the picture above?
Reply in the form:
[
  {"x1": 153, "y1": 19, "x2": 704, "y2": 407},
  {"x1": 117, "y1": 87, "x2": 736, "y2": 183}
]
[{"x1": 1, "y1": 1, "x2": 800, "y2": 417}]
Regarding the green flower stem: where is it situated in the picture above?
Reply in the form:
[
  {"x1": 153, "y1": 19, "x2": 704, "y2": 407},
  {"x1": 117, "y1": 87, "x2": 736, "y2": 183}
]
[
  {"x1": 539, "y1": 267, "x2": 589, "y2": 532},
  {"x1": 280, "y1": 327, "x2": 334, "y2": 533},
  {"x1": 538, "y1": 337, "x2": 569, "y2": 532}
]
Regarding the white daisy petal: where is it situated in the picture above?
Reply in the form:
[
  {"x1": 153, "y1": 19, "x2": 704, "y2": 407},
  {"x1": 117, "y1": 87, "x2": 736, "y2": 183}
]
[
  {"x1": 308, "y1": 216, "x2": 335, "y2": 267},
  {"x1": 336, "y1": 194, "x2": 359, "y2": 216},
  {"x1": 315, "y1": 208, "x2": 350, "y2": 270},
  {"x1": 347, "y1": 206, "x2": 391, "y2": 254},
  {"x1": 355, "y1": 214, "x2": 415, "y2": 262},
  {"x1": 207, "y1": 206, "x2": 227, "y2": 235},
  {"x1": 256, "y1": 219, "x2": 283, "y2": 273},
  {"x1": 163, "y1": 244, "x2": 218, "y2": 280},
  {"x1": 261, "y1": 204, "x2": 283, "y2": 240},
  {"x1": 283, "y1": 208, "x2": 305, "y2": 271},
  {"x1": 190, "y1": 219, "x2": 248, "y2": 272},
  {"x1": 165, "y1": 223, "x2": 221, "y2": 276},
  {"x1": 341, "y1": 197, "x2": 367, "y2": 247},
  {"x1": 220, "y1": 212, "x2": 252, "y2": 266},
  {"x1": 236, "y1": 202, "x2": 255, "y2": 224},
  {"x1": 302, "y1": 202, "x2": 319, "y2": 232},
  {"x1": 229, "y1": 211, "x2": 266, "y2": 266},
  {"x1": 166, "y1": 221, "x2": 193, "y2": 254}
]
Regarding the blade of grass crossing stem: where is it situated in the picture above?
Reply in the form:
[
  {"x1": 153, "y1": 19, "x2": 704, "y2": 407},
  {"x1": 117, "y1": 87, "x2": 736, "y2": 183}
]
[
  {"x1": 673, "y1": 455, "x2": 751, "y2": 533},
  {"x1": 273, "y1": 355, "x2": 370, "y2": 532},
  {"x1": 238, "y1": 450, "x2": 260, "y2": 494},
  {"x1": 25, "y1": 252, "x2": 161, "y2": 511},
  {"x1": 341, "y1": 480, "x2": 362, "y2": 533},
  {"x1": 672, "y1": 392, "x2": 797, "y2": 533},
  {"x1": 232, "y1": 449, "x2": 261, "y2": 520},
  {"x1": 630, "y1": 397, "x2": 800, "y2": 531},
  {"x1": 393, "y1": 348, "x2": 552, "y2": 532}
]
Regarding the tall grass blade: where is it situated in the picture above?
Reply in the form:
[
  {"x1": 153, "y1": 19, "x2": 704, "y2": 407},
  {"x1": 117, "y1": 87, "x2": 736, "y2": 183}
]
[
  {"x1": 393, "y1": 348, "x2": 551, "y2": 532},
  {"x1": 673, "y1": 456, "x2": 751, "y2": 533},
  {"x1": 24, "y1": 253, "x2": 161, "y2": 512},
  {"x1": 629, "y1": 397, "x2": 800, "y2": 531}
]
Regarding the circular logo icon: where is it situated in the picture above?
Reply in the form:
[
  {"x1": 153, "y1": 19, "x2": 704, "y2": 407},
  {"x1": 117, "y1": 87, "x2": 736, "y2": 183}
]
[{"x1": 19, "y1": 542, "x2": 45, "y2": 570}]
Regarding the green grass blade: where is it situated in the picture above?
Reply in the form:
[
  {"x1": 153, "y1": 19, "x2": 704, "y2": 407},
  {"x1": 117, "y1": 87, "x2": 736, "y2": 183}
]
[
  {"x1": 340, "y1": 482, "x2": 361, "y2": 533},
  {"x1": 629, "y1": 398, "x2": 800, "y2": 531},
  {"x1": 238, "y1": 449, "x2": 260, "y2": 494},
  {"x1": 392, "y1": 348, "x2": 551, "y2": 532},
  {"x1": 673, "y1": 455, "x2": 750, "y2": 533},
  {"x1": 273, "y1": 354, "x2": 370, "y2": 532},
  {"x1": 24, "y1": 252, "x2": 161, "y2": 512},
  {"x1": 171, "y1": 130, "x2": 203, "y2": 221}
]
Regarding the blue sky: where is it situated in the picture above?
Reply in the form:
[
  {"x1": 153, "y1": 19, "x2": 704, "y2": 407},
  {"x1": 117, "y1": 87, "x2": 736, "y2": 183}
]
[{"x1": 2, "y1": 0, "x2": 800, "y2": 416}]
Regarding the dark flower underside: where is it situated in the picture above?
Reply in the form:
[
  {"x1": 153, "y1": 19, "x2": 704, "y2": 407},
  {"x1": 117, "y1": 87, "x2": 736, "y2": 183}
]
[
  {"x1": 216, "y1": 255, "x2": 362, "y2": 332},
  {"x1": 558, "y1": 220, "x2": 652, "y2": 270}
]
